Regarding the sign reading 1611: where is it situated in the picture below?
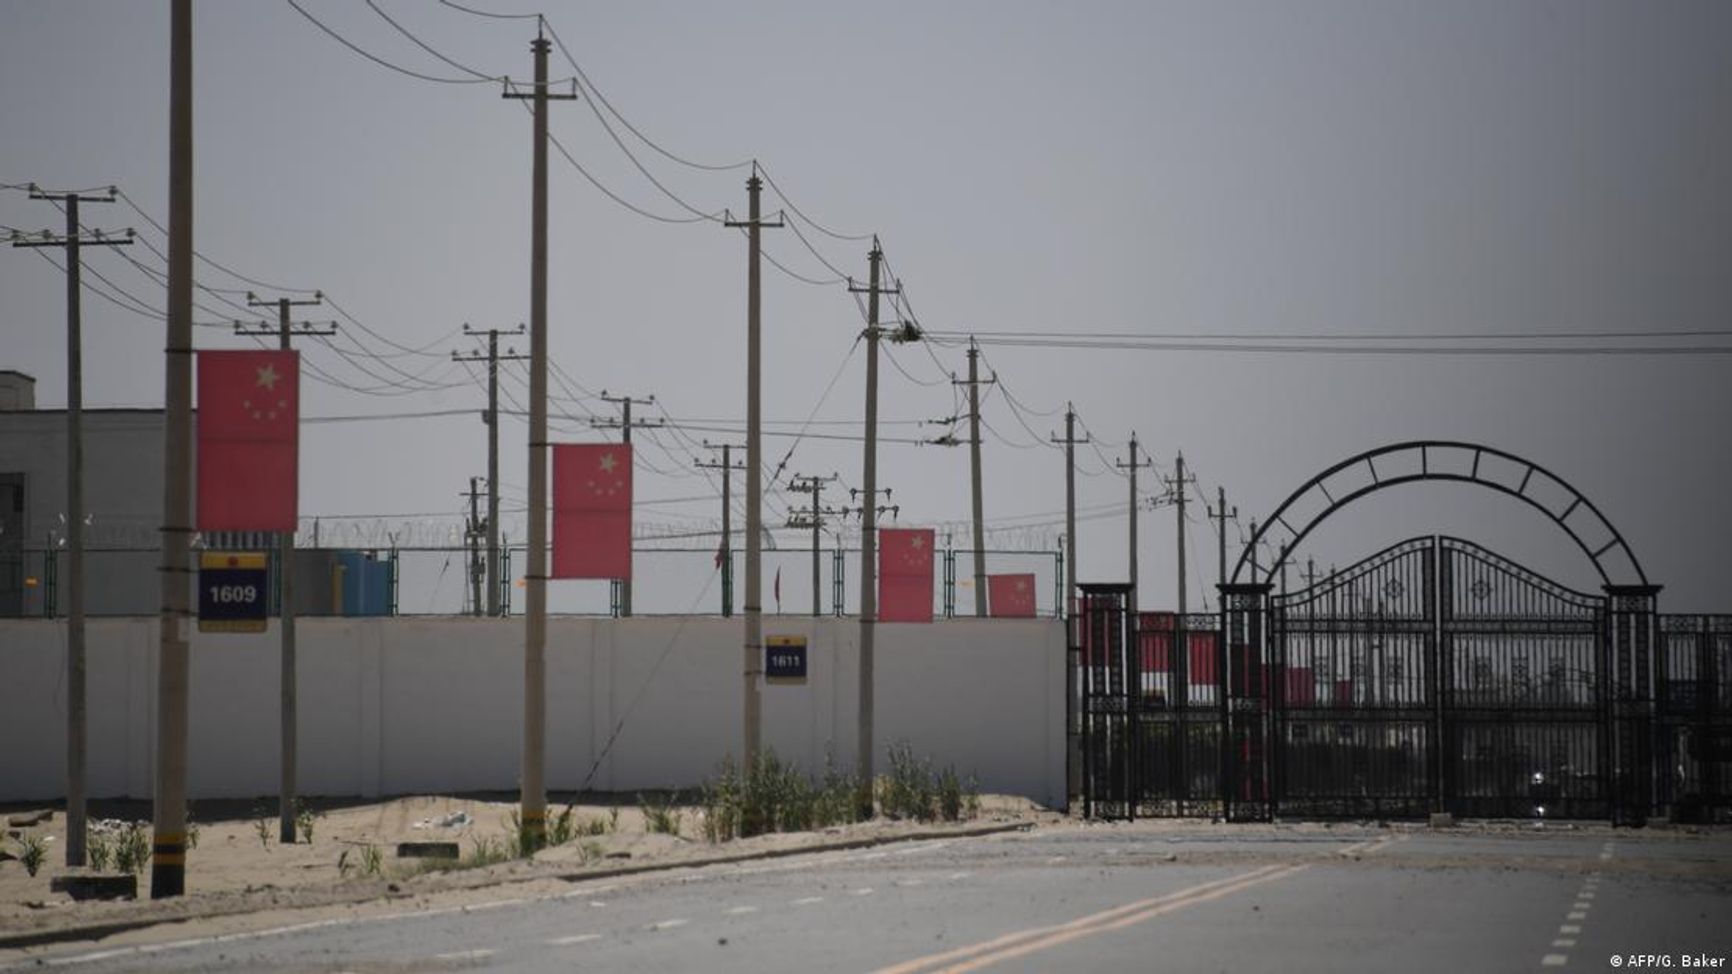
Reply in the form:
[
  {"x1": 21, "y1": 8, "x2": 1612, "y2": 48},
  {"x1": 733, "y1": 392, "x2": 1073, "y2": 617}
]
[{"x1": 199, "y1": 551, "x2": 268, "y2": 634}]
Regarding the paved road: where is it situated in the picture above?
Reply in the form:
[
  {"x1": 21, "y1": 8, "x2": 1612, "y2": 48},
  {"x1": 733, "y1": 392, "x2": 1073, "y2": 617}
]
[{"x1": 7, "y1": 823, "x2": 1729, "y2": 973}]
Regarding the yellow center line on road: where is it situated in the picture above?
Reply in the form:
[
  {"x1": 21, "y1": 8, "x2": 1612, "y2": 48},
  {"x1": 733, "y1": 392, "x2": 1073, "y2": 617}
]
[{"x1": 871, "y1": 863, "x2": 1301, "y2": 974}]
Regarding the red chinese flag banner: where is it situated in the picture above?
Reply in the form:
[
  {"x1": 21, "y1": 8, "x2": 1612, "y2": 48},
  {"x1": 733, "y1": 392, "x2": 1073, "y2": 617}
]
[
  {"x1": 987, "y1": 573, "x2": 1037, "y2": 618},
  {"x1": 196, "y1": 349, "x2": 299, "y2": 532},
  {"x1": 552, "y1": 444, "x2": 633, "y2": 579},
  {"x1": 878, "y1": 527, "x2": 935, "y2": 623}
]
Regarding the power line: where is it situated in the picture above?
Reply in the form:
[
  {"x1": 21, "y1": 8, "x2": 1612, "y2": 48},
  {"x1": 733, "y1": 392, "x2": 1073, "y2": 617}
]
[
  {"x1": 364, "y1": 0, "x2": 503, "y2": 82},
  {"x1": 927, "y1": 332, "x2": 1732, "y2": 356},
  {"x1": 285, "y1": 0, "x2": 498, "y2": 85}
]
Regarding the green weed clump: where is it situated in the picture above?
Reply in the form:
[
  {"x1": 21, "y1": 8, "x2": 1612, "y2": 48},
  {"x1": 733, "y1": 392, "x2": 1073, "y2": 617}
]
[
  {"x1": 639, "y1": 793, "x2": 684, "y2": 836},
  {"x1": 699, "y1": 747, "x2": 870, "y2": 843},
  {"x1": 15, "y1": 835, "x2": 47, "y2": 877},
  {"x1": 879, "y1": 741, "x2": 981, "y2": 824},
  {"x1": 113, "y1": 823, "x2": 149, "y2": 875}
]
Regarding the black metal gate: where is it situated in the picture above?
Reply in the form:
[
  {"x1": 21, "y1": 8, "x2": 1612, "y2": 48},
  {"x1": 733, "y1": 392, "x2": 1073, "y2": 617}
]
[{"x1": 1074, "y1": 534, "x2": 1729, "y2": 823}]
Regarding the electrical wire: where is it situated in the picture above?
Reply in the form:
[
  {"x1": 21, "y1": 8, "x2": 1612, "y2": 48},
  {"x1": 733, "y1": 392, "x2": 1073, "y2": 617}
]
[
  {"x1": 757, "y1": 164, "x2": 873, "y2": 241},
  {"x1": 542, "y1": 19, "x2": 752, "y2": 173},
  {"x1": 434, "y1": 0, "x2": 539, "y2": 20},
  {"x1": 364, "y1": 0, "x2": 503, "y2": 81},
  {"x1": 285, "y1": 0, "x2": 497, "y2": 85}
]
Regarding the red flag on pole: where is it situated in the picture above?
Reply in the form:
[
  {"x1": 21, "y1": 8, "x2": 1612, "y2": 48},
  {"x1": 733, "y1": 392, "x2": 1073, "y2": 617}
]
[
  {"x1": 552, "y1": 444, "x2": 632, "y2": 579},
  {"x1": 196, "y1": 349, "x2": 299, "y2": 532},
  {"x1": 987, "y1": 573, "x2": 1037, "y2": 618},
  {"x1": 878, "y1": 527, "x2": 935, "y2": 623}
]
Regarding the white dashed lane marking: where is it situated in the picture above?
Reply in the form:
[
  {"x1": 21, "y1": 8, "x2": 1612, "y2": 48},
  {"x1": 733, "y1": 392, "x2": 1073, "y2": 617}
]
[
  {"x1": 792, "y1": 896, "x2": 825, "y2": 905},
  {"x1": 432, "y1": 949, "x2": 495, "y2": 962},
  {"x1": 852, "y1": 887, "x2": 875, "y2": 896},
  {"x1": 1542, "y1": 954, "x2": 1568, "y2": 967},
  {"x1": 547, "y1": 934, "x2": 602, "y2": 946},
  {"x1": 647, "y1": 919, "x2": 689, "y2": 931},
  {"x1": 726, "y1": 905, "x2": 759, "y2": 915}
]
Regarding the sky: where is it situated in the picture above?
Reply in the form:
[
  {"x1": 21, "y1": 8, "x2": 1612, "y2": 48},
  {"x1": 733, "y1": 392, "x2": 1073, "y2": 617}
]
[{"x1": 2, "y1": 0, "x2": 1728, "y2": 614}]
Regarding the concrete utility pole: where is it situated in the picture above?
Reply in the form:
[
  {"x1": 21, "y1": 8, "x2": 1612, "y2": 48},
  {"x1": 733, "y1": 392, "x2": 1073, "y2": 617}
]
[
  {"x1": 1115, "y1": 434, "x2": 1152, "y2": 613},
  {"x1": 1165, "y1": 453, "x2": 1196, "y2": 621},
  {"x1": 452, "y1": 324, "x2": 526, "y2": 617},
  {"x1": 464, "y1": 477, "x2": 486, "y2": 615},
  {"x1": 591, "y1": 391, "x2": 660, "y2": 616},
  {"x1": 849, "y1": 240, "x2": 898, "y2": 807},
  {"x1": 153, "y1": 0, "x2": 194, "y2": 899},
  {"x1": 237, "y1": 294, "x2": 330, "y2": 845},
  {"x1": 786, "y1": 474, "x2": 839, "y2": 617},
  {"x1": 724, "y1": 169, "x2": 783, "y2": 769},
  {"x1": 503, "y1": 30, "x2": 575, "y2": 852},
  {"x1": 1050, "y1": 405, "x2": 1088, "y2": 618},
  {"x1": 1207, "y1": 485, "x2": 1237, "y2": 597},
  {"x1": 12, "y1": 185, "x2": 131, "y2": 869},
  {"x1": 954, "y1": 339, "x2": 995, "y2": 616},
  {"x1": 695, "y1": 442, "x2": 745, "y2": 617}
]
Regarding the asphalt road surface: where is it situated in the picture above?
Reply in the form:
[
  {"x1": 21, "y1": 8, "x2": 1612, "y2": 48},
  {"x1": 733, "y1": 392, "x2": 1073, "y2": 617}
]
[{"x1": 7, "y1": 822, "x2": 1729, "y2": 973}]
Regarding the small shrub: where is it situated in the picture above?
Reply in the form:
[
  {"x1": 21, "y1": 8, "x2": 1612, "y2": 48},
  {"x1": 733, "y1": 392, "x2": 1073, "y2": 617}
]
[
  {"x1": 17, "y1": 835, "x2": 47, "y2": 877},
  {"x1": 464, "y1": 835, "x2": 511, "y2": 869},
  {"x1": 337, "y1": 849, "x2": 352, "y2": 878},
  {"x1": 607, "y1": 806, "x2": 620, "y2": 833},
  {"x1": 880, "y1": 741, "x2": 937, "y2": 821},
  {"x1": 701, "y1": 757, "x2": 743, "y2": 843},
  {"x1": 186, "y1": 802, "x2": 201, "y2": 850},
  {"x1": 295, "y1": 799, "x2": 322, "y2": 844},
  {"x1": 253, "y1": 807, "x2": 271, "y2": 850},
  {"x1": 113, "y1": 823, "x2": 149, "y2": 876},
  {"x1": 86, "y1": 828, "x2": 113, "y2": 872},
  {"x1": 639, "y1": 792, "x2": 684, "y2": 836},
  {"x1": 548, "y1": 806, "x2": 576, "y2": 846},
  {"x1": 360, "y1": 843, "x2": 384, "y2": 878}
]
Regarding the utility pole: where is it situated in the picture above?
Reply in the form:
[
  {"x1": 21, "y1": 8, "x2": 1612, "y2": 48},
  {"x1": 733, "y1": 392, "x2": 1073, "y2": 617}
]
[
  {"x1": 786, "y1": 474, "x2": 839, "y2": 617},
  {"x1": 1207, "y1": 485, "x2": 1237, "y2": 597},
  {"x1": 502, "y1": 28, "x2": 576, "y2": 852},
  {"x1": 725, "y1": 167, "x2": 783, "y2": 769},
  {"x1": 1115, "y1": 434, "x2": 1151, "y2": 613},
  {"x1": 848, "y1": 239, "x2": 898, "y2": 807},
  {"x1": 238, "y1": 294, "x2": 331, "y2": 845},
  {"x1": 1165, "y1": 453, "x2": 1196, "y2": 621},
  {"x1": 696, "y1": 442, "x2": 745, "y2": 617},
  {"x1": 591, "y1": 391, "x2": 660, "y2": 616},
  {"x1": 452, "y1": 324, "x2": 526, "y2": 617},
  {"x1": 153, "y1": 0, "x2": 193, "y2": 899},
  {"x1": 1303, "y1": 556, "x2": 1320, "y2": 590},
  {"x1": 463, "y1": 477, "x2": 486, "y2": 615},
  {"x1": 13, "y1": 185, "x2": 131, "y2": 869},
  {"x1": 954, "y1": 339, "x2": 995, "y2": 616},
  {"x1": 1050, "y1": 405, "x2": 1088, "y2": 618}
]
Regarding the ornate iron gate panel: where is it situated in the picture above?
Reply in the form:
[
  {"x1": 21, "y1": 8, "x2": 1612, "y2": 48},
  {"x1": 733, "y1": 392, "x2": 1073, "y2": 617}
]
[
  {"x1": 1439, "y1": 538, "x2": 1608, "y2": 820},
  {"x1": 1131, "y1": 611, "x2": 1223, "y2": 817},
  {"x1": 1657, "y1": 615, "x2": 1732, "y2": 823},
  {"x1": 1270, "y1": 538, "x2": 1436, "y2": 819}
]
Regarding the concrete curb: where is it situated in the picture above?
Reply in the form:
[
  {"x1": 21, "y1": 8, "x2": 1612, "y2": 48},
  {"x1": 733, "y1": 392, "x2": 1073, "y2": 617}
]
[{"x1": 0, "y1": 820, "x2": 1035, "y2": 953}]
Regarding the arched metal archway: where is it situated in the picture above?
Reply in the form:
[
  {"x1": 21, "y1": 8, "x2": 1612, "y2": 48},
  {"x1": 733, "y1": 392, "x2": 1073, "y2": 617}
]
[{"x1": 1231, "y1": 440, "x2": 1648, "y2": 588}]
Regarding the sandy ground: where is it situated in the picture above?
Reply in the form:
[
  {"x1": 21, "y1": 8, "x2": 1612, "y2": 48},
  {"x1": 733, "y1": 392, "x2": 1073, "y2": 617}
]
[{"x1": 0, "y1": 793, "x2": 1054, "y2": 943}]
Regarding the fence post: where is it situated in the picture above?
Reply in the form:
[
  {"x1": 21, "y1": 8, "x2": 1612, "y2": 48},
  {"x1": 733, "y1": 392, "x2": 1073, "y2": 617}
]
[{"x1": 1605, "y1": 584, "x2": 1661, "y2": 826}]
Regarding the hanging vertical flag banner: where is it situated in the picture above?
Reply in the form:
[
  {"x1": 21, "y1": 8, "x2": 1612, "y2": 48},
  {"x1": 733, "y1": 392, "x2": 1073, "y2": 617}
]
[
  {"x1": 879, "y1": 527, "x2": 935, "y2": 623},
  {"x1": 987, "y1": 573, "x2": 1038, "y2": 618},
  {"x1": 196, "y1": 349, "x2": 300, "y2": 532},
  {"x1": 553, "y1": 444, "x2": 633, "y2": 579}
]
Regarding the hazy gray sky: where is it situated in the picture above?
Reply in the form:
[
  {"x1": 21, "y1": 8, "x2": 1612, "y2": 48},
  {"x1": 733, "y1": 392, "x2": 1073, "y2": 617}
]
[{"x1": 3, "y1": 1, "x2": 1728, "y2": 611}]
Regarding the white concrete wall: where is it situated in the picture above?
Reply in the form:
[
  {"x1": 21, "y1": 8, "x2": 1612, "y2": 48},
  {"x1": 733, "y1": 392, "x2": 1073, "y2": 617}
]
[{"x1": 0, "y1": 616, "x2": 1066, "y2": 808}]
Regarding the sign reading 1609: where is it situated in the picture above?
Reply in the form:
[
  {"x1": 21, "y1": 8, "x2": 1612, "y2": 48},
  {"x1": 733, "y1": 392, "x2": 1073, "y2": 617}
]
[{"x1": 198, "y1": 551, "x2": 268, "y2": 634}]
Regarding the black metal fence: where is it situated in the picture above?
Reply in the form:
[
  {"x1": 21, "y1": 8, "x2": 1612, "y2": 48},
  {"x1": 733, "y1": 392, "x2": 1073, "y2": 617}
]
[{"x1": 1072, "y1": 536, "x2": 1732, "y2": 825}]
